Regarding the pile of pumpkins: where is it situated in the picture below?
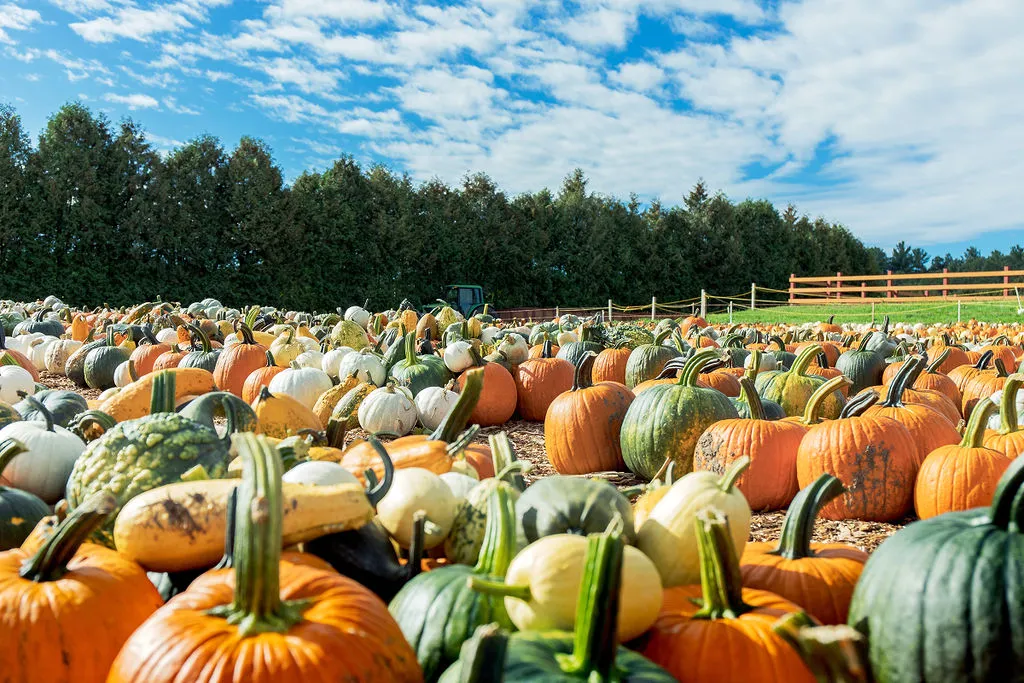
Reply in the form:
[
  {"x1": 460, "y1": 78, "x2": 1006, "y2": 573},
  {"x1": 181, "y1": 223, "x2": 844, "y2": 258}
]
[{"x1": 0, "y1": 297, "x2": 1022, "y2": 682}]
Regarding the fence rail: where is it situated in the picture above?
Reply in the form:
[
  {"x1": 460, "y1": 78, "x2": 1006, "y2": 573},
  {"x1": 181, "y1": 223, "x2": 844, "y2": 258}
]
[{"x1": 788, "y1": 267, "x2": 1024, "y2": 304}]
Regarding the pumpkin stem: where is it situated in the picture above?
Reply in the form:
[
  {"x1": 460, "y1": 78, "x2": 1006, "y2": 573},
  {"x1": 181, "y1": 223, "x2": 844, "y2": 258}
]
[
  {"x1": 679, "y1": 349, "x2": 720, "y2": 386},
  {"x1": 691, "y1": 507, "x2": 751, "y2": 620},
  {"x1": 718, "y1": 455, "x2": 750, "y2": 492},
  {"x1": 998, "y1": 374, "x2": 1023, "y2": 435},
  {"x1": 879, "y1": 356, "x2": 925, "y2": 409},
  {"x1": 362, "y1": 436, "x2": 394, "y2": 506},
  {"x1": 455, "y1": 624, "x2": 509, "y2": 683},
  {"x1": 554, "y1": 521, "x2": 625, "y2": 679},
  {"x1": 431, "y1": 367, "x2": 483, "y2": 442},
  {"x1": 737, "y1": 378, "x2": 766, "y2": 421},
  {"x1": 961, "y1": 398, "x2": 997, "y2": 449},
  {"x1": 839, "y1": 390, "x2": 878, "y2": 418},
  {"x1": 468, "y1": 576, "x2": 532, "y2": 602},
  {"x1": 213, "y1": 486, "x2": 239, "y2": 570},
  {"x1": 787, "y1": 344, "x2": 821, "y2": 377},
  {"x1": 572, "y1": 351, "x2": 598, "y2": 391},
  {"x1": 0, "y1": 438, "x2": 29, "y2": 485},
  {"x1": 541, "y1": 339, "x2": 553, "y2": 358},
  {"x1": 67, "y1": 409, "x2": 116, "y2": 443},
  {"x1": 773, "y1": 474, "x2": 845, "y2": 560},
  {"x1": 798, "y1": 376, "x2": 852, "y2": 426},
  {"x1": 16, "y1": 392, "x2": 55, "y2": 432},
  {"x1": 816, "y1": 352, "x2": 830, "y2": 369},
  {"x1": 995, "y1": 358, "x2": 1009, "y2": 378},
  {"x1": 472, "y1": 485, "x2": 517, "y2": 586},
  {"x1": 974, "y1": 350, "x2": 994, "y2": 370},
  {"x1": 490, "y1": 432, "x2": 526, "y2": 493},
  {"x1": 206, "y1": 433, "x2": 309, "y2": 636},
  {"x1": 746, "y1": 349, "x2": 762, "y2": 381},
  {"x1": 773, "y1": 613, "x2": 872, "y2": 683},
  {"x1": 19, "y1": 491, "x2": 116, "y2": 582},
  {"x1": 149, "y1": 370, "x2": 177, "y2": 414},
  {"x1": 855, "y1": 333, "x2": 874, "y2": 353}
]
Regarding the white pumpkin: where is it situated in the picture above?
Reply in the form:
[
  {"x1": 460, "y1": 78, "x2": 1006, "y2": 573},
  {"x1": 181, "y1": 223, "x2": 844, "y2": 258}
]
[
  {"x1": 0, "y1": 404, "x2": 86, "y2": 503},
  {"x1": 480, "y1": 326, "x2": 501, "y2": 344},
  {"x1": 296, "y1": 335, "x2": 320, "y2": 352},
  {"x1": 443, "y1": 339, "x2": 475, "y2": 373},
  {"x1": 440, "y1": 471, "x2": 480, "y2": 501},
  {"x1": 744, "y1": 351, "x2": 778, "y2": 372},
  {"x1": 358, "y1": 384, "x2": 416, "y2": 436},
  {"x1": 321, "y1": 346, "x2": 354, "y2": 378},
  {"x1": 988, "y1": 386, "x2": 1024, "y2": 431},
  {"x1": 636, "y1": 457, "x2": 751, "y2": 588},
  {"x1": 415, "y1": 382, "x2": 459, "y2": 430},
  {"x1": 268, "y1": 363, "x2": 333, "y2": 410},
  {"x1": 29, "y1": 336, "x2": 59, "y2": 370},
  {"x1": 337, "y1": 348, "x2": 386, "y2": 386},
  {"x1": 293, "y1": 349, "x2": 324, "y2": 369},
  {"x1": 155, "y1": 327, "x2": 178, "y2": 344},
  {"x1": 498, "y1": 333, "x2": 529, "y2": 365},
  {"x1": 556, "y1": 330, "x2": 578, "y2": 346},
  {"x1": 44, "y1": 339, "x2": 82, "y2": 374},
  {"x1": 113, "y1": 360, "x2": 136, "y2": 388},
  {"x1": 0, "y1": 365, "x2": 34, "y2": 404},
  {"x1": 345, "y1": 305, "x2": 371, "y2": 329},
  {"x1": 269, "y1": 329, "x2": 304, "y2": 367},
  {"x1": 376, "y1": 467, "x2": 457, "y2": 548},
  {"x1": 282, "y1": 461, "x2": 361, "y2": 487}
]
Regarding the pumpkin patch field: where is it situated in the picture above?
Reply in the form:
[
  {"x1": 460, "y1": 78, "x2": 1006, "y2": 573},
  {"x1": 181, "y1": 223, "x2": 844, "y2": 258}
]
[{"x1": 2, "y1": 296, "x2": 1024, "y2": 682}]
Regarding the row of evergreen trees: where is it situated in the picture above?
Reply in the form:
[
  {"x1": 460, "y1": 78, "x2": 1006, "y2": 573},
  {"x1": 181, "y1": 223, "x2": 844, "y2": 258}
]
[{"x1": 1, "y1": 102, "x2": 1017, "y2": 311}]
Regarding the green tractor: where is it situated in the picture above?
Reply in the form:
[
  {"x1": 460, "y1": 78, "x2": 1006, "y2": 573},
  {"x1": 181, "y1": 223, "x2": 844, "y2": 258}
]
[{"x1": 420, "y1": 284, "x2": 490, "y2": 319}]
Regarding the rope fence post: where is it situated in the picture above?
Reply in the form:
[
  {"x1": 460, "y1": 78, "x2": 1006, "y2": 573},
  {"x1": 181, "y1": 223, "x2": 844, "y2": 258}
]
[
  {"x1": 958, "y1": 300, "x2": 962, "y2": 323},
  {"x1": 750, "y1": 283, "x2": 756, "y2": 310},
  {"x1": 555, "y1": 306, "x2": 560, "y2": 319},
  {"x1": 700, "y1": 290, "x2": 707, "y2": 319},
  {"x1": 651, "y1": 296, "x2": 656, "y2": 320},
  {"x1": 608, "y1": 299, "x2": 613, "y2": 322},
  {"x1": 729, "y1": 301, "x2": 733, "y2": 324}
]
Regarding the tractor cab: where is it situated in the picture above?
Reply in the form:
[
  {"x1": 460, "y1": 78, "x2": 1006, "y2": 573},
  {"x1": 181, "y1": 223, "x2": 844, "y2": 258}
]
[{"x1": 444, "y1": 284, "x2": 486, "y2": 318}]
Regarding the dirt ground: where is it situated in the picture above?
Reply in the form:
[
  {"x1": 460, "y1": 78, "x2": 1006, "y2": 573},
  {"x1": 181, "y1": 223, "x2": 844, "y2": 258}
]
[{"x1": 45, "y1": 371, "x2": 904, "y2": 553}]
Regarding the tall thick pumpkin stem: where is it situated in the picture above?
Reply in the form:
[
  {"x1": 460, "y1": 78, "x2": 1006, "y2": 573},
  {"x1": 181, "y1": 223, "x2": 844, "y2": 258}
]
[
  {"x1": 960, "y1": 398, "x2": 997, "y2": 448},
  {"x1": 998, "y1": 374, "x2": 1024, "y2": 435},
  {"x1": 798, "y1": 376, "x2": 852, "y2": 426},
  {"x1": 431, "y1": 367, "x2": 483, "y2": 442},
  {"x1": 773, "y1": 474, "x2": 845, "y2": 560},
  {"x1": 773, "y1": 612, "x2": 872, "y2": 683},
  {"x1": 880, "y1": 356, "x2": 925, "y2": 408},
  {"x1": 206, "y1": 433, "x2": 309, "y2": 636},
  {"x1": 789, "y1": 344, "x2": 822, "y2": 377},
  {"x1": 572, "y1": 352, "x2": 598, "y2": 391},
  {"x1": 149, "y1": 370, "x2": 177, "y2": 414},
  {"x1": 679, "y1": 349, "x2": 720, "y2": 387},
  {"x1": 692, "y1": 507, "x2": 751, "y2": 620},
  {"x1": 20, "y1": 492, "x2": 116, "y2": 582}
]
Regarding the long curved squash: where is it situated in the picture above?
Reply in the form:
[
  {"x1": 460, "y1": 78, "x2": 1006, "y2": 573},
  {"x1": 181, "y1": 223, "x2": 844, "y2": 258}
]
[{"x1": 98, "y1": 367, "x2": 217, "y2": 421}]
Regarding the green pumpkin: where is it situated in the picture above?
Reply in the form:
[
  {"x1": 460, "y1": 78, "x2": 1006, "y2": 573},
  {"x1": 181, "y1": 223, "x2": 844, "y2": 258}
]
[
  {"x1": 65, "y1": 329, "x2": 109, "y2": 387},
  {"x1": 620, "y1": 349, "x2": 739, "y2": 479},
  {"x1": 389, "y1": 485, "x2": 517, "y2": 683},
  {"x1": 389, "y1": 331, "x2": 451, "y2": 396},
  {"x1": 14, "y1": 310, "x2": 64, "y2": 337},
  {"x1": 848, "y1": 455, "x2": 1024, "y2": 682},
  {"x1": 13, "y1": 389, "x2": 88, "y2": 428},
  {"x1": 516, "y1": 475, "x2": 636, "y2": 546},
  {"x1": 556, "y1": 326, "x2": 604, "y2": 367},
  {"x1": 65, "y1": 372, "x2": 231, "y2": 547},
  {"x1": 863, "y1": 315, "x2": 898, "y2": 357},
  {"x1": 0, "y1": 402, "x2": 20, "y2": 430},
  {"x1": 624, "y1": 329, "x2": 680, "y2": 389},
  {"x1": 767, "y1": 336, "x2": 797, "y2": 368},
  {"x1": 528, "y1": 322, "x2": 559, "y2": 346},
  {"x1": 84, "y1": 343, "x2": 131, "y2": 390},
  {"x1": 177, "y1": 323, "x2": 221, "y2": 372},
  {"x1": 0, "y1": 311, "x2": 25, "y2": 335},
  {"x1": 835, "y1": 333, "x2": 886, "y2": 394},
  {"x1": 440, "y1": 524, "x2": 674, "y2": 682},
  {"x1": 0, "y1": 438, "x2": 51, "y2": 551},
  {"x1": 755, "y1": 344, "x2": 843, "y2": 418},
  {"x1": 730, "y1": 375, "x2": 786, "y2": 420}
]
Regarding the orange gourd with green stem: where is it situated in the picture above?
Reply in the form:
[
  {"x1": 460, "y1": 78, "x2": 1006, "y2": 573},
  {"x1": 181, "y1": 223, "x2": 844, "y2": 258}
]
[
  {"x1": 983, "y1": 373, "x2": 1024, "y2": 459},
  {"x1": 913, "y1": 347, "x2": 961, "y2": 406},
  {"x1": 961, "y1": 356, "x2": 1009, "y2": 419},
  {"x1": 514, "y1": 340, "x2": 574, "y2": 421},
  {"x1": 458, "y1": 346, "x2": 517, "y2": 426},
  {"x1": 213, "y1": 321, "x2": 269, "y2": 397},
  {"x1": 740, "y1": 474, "x2": 868, "y2": 625},
  {"x1": 592, "y1": 341, "x2": 631, "y2": 385}
]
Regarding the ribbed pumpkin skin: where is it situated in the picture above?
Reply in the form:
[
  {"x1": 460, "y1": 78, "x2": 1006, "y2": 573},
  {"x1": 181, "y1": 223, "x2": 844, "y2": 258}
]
[
  {"x1": 458, "y1": 363, "x2": 515, "y2": 427},
  {"x1": 214, "y1": 340, "x2": 269, "y2": 397},
  {"x1": 835, "y1": 347, "x2": 885, "y2": 394},
  {"x1": 914, "y1": 371, "x2": 961, "y2": 406},
  {"x1": 914, "y1": 444, "x2": 1012, "y2": 519},
  {"x1": 592, "y1": 347, "x2": 630, "y2": 385},
  {"x1": 699, "y1": 371, "x2": 740, "y2": 397},
  {"x1": 514, "y1": 357, "x2": 574, "y2": 421},
  {"x1": 740, "y1": 542, "x2": 867, "y2": 625},
  {"x1": 693, "y1": 419, "x2": 806, "y2": 511},
  {"x1": 961, "y1": 372, "x2": 1006, "y2": 419},
  {"x1": 624, "y1": 344, "x2": 679, "y2": 389},
  {"x1": 108, "y1": 562, "x2": 423, "y2": 683},
  {"x1": 621, "y1": 384, "x2": 738, "y2": 480},
  {"x1": 241, "y1": 365, "x2": 284, "y2": 405},
  {"x1": 642, "y1": 585, "x2": 815, "y2": 683},
  {"x1": 848, "y1": 473, "x2": 1024, "y2": 683},
  {"x1": 544, "y1": 381, "x2": 634, "y2": 474},
  {"x1": 129, "y1": 343, "x2": 171, "y2": 377},
  {"x1": 796, "y1": 416, "x2": 918, "y2": 521},
  {"x1": 865, "y1": 403, "x2": 960, "y2": 466},
  {"x1": 84, "y1": 346, "x2": 131, "y2": 389},
  {"x1": 556, "y1": 341, "x2": 603, "y2": 368},
  {"x1": 926, "y1": 344, "x2": 970, "y2": 374}
]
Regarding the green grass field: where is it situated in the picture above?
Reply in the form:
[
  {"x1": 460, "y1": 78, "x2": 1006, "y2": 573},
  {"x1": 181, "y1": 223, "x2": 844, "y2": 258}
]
[{"x1": 703, "y1": 301, "x2": 1024, "y2": 325}]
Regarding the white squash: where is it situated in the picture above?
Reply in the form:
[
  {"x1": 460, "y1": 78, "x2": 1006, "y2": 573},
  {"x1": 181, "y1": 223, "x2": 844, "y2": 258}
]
[
  {"x1": 268, "y1": 363, "x2": 333, "y2": 410},
  {"x1": 443, "y1": 339, "x2": 475, "y2": 373},
  {"x1": 415, "y1": 382, "x2": 459, "y2": 430},
  {"x1": 480, "y1": 326, "x2": 501, "y2": 344},
  {"x1": 44, "y1": 339, "x2": 82, "y2": 375},
  {"x1": 296, "y1": 336, "x2": 320, "y2": 352},
  {"x1": 744, "y1": 351, "x2": 778, "y2": 372},
  {"x1": 29, "y1": 336, "x2": 59, "y2": 371},
  {"x1": 155, "y1": 327, "x2": 178, "y2": 344},
  {"x1": 283, "y1": 460, "x2": 361, "y2": 487},
  {"x1": 376, "y1": 467, "x2": 456, "y2": 548},
  {"x1": 988, "y1": 385, "x2": 1024, "y2": 431},
  {"x1": 0, "y1": 400, "x2": 86, "y2": 503},
  {"x1": 293, "y1": 349, "x2": 324, "y2": 369},
  {"x1": 337, "y1": 348, "x2": 386, "y2": 386},
  {"x1": 440, "y1": 471, "x2": 480, "y2": 501},
  {"x1": 556, "y1": 330, "x2": 578, "y2": 346},
  {"x1": 497, "y1": 333, "x2": 529, "y2": 365},
  {"x1": 113, "y1": 360, "x2": 136, "y2": 388},
  {"x1": 636, "y1": 457, "x2": 751, "y2": 588},
  {"x1": 345, "y1": 304, "x2": 371, "y2": 329},
  {"x1": 269, "y1": 329, "x2": 304, "y2": 367},
  {"x1": 358, "y1": 384, "x2": 416, "y2": 436},
  {"x1": 321, "y1": 346, "x2": 354, "y2": 378},
  {"x1": 0, "y1": 365, "x2": 34, "y2": 404}
]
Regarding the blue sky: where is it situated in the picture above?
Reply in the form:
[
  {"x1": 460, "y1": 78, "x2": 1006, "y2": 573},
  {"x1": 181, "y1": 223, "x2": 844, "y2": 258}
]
[{"x1": 2, "y1": 0, "x2": 1022, "y2": 258}]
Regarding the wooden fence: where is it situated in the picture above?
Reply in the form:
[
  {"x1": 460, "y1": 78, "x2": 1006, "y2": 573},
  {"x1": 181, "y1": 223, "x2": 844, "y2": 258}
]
[{"x1": 789, "y1": 267, "x2": 1024, "y2": 304}]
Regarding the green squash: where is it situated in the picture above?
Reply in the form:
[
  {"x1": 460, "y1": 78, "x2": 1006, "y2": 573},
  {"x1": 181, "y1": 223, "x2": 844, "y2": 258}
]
[
  {"x1": 177, "y1": 391, "x2": 258, "y2": 434},
  {"x1": 556, "y1": 325, "x2": 604, "y2": 367},
  {"x1": 0, "y1": 438, "x2": 50, "y2": 551},
  {"x1": 389, "y1": 330, "x2": 451, "y2": 396},
  {"x1": 14, "y1": 310, "x2": 64, "y2": 337},
  {"x1": 863, "y1": 315, "x2": 898, "y2": 357},
  {"x1": 620, "y1": 349, "x2": 739, "y2": 479},
  {"x1": 609, "y1": 323, "x2": 655, "y2": 350},
  {"x1": 731, "y1": 373, "x2": 786, "y2": 420},
  {"x1": 84, "y1": 343, "x2": 131, "y2": 390},
  {"x1": 13, "y1": 389, "x2": 88, "y2": 428},
  {"x1": 767, "y1": 336, "x2": 797, "y2": 368},
  {"x1": 64, "y1": 329, "x2": 109, "y2": 387},
  {"x1": 177, "y1": 323, "x2": 221, "y2": 372},
  {"x1": 848, "y1": 454, "x2": 1024, "y2": 682},
  {"x1": 440, "y1": 524, "x2": 674, "y2": 682},
  {"x1": 755, "y1": 344, "x2": 842, "y2": 418},
  {"x1": 389, "y1": 484, "x2": 517, "y2": 683},
  {"x1": 330, "y1": 318, "x2": 370, "y2": 350},
  {"x1": 0, "y1": 402, "x2": 20, "y2": 430},
  {"x1": 835, "y1": 333, "x2": 886, "y2": 394},
  {"x1": 381, "y1": 327, "x2": 411, "y2": 374},
  {"x1": 0, "y1": 311, "x2": 24, "y2": 335},
  {"x1": 65, "y1": 371, "x2": 231, "y2": 547},
  {"x1": 516, "y1": 475, "x2": 636, "y2": 546},
  {"x1": 528, "y1": 322, "x2": 559, "y2": 346},
  {"x1": 624, "y1": 329, "x2": 680, "y2": 389}
]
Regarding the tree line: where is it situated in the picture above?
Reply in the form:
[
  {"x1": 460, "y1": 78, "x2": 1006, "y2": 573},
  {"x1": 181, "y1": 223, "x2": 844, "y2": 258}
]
[{"x1": 1, "y1": 102, "x2": 1019, "y2": 311}]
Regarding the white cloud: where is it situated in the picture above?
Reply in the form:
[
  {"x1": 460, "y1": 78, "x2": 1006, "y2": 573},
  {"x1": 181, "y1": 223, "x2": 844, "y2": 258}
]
[
  {"x1": 268, "y1": 0, "x2": 390, "y2": 23},
  {"x1": 120, "y1": 65, "x2": 178, "y2": 88},
  {"x1": 0, "y1": 4, "x2": 42, "y2": 44},
  {"x1": 104, "y1": 92, "x2": 160, "y2": 109},
  {"x1": 23, "y1": 72, "x2": 40, "y2": 81},
  {"x1": 561, "y1": 7, "x2": 637, "y2": 48},
  {"x1": 163, "y1": 96, "x2": 200, "y2": 114},
  {"x1": 146, "y1": 132, "x2": 184, "y2": 154},
  {"x1": 609, "y1": 61, "x2": 664, "y2": 91},
  {"x1": 71, "y1": 0, "x2": 230, "y2": 43}
]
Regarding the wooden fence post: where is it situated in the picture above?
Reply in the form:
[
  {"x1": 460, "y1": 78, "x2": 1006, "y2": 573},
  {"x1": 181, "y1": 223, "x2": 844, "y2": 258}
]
[
  {"x1": 942, "y1": 268, "x2": 948, "y2": 297},
  {"x1": 1005, "y1": 265, "x2": 1010, "y2": 297},
  {"x1": 750, "y1": 283, "x2": 756, "y2": 310},
  {"x1": 836, "y1": 272, "x2": 842, "y2": 300},
  {"x1": 700, "y1": 290, "x2": 707, "y2": 319},
  {"x1": 555, "y1": 306, "x2": 560, "y2": 319},
  {"x1": 886, "y1": 270, "x2": 893, "y2": 299},
  {"x1": 861, "y1": 282, "x2": 866, "y2": 298},
  {"x1": 789, "y1": 274, "x2": 795, "y2": 303}
]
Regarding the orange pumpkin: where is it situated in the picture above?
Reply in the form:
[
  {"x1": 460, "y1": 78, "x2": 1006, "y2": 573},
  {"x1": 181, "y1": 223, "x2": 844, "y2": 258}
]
[
  {"x1": 740, "y1": 474, "x2": 868, "y2": 625},
  {"x1": 912, "y1": 348, "x2": 961, "y2": 407},
  {"x1": 979, "y1": 336, "x2": 1017, "y2": 372},
  {"x1": 592, "y1": 344, "x2": 630, "y2": 385},
  {"x1": 796, "y1": 391, "x2": 918, "y2": 522},
  {"x1": 241, "y1": 351, "x2": 282, "y2": 405},
  {"x1": 150, "y1": 345, "x2": 186, "y2": 371},
  {"x1": 0, "y1": 493, "x2": 162, "y2": 682},
  {"x1": 213, "y1": 322, "x2": 269, "y2": 397},
  {"x1": 961, "y1": 357, "x2": 1009, "y2": 419},
  {"x1": 527, "y1": 343, "x2": 559, "y2": 359},
  {"x1": 914, "y1": 398, "x2": 1013, "y2": 519},
  {"x1": 642, "y1": 508, "x2": 815, "y2": 683},
  {"x1": 514, "y1": 340, "x2": 574, "y2": 421},
  {"x1": 544, "y1": 351, "x2": 634, "y2": 474},
  {"x1": 926, "y1": 341, "x2": 970, "y2": 374},
  {"x1": 70, "y1": 313, "x2": 92, "y2": 342},
  {"x1": 864, "y1": 356, "x2": 961, "y2": 466},
  {"x1": 107, "y1": 434, "x2": 422, "y2": 683},
  {"x1": 699, "y1": 366, "x2": 741, "y2": 397},
  {"x1": 693, "y1": 377, "x2": 806, "y2": 511},
  {"x1": 128, "y1": 329, "x2": 172, "y2": 377},
  {"x1": 947, "y1": 350, "x2": 994, "y2": 395},
  {"x1": 457, "y1": 351, "x2": 517, "y2": 427},
  {"x1": 984, "y1": 373, "x2": 1024, "y2": 459}
]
